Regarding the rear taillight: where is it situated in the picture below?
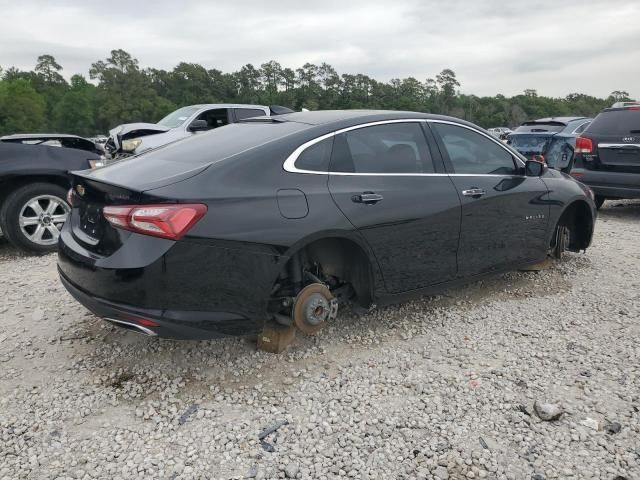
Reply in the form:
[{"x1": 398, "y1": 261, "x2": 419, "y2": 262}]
[
  {"x1": 624, "y1": 106, "x2": 640, "y2": 110},
  {"x1": 575, "y1": 136, "x2": 593, "y2": 154},
  {"x1": 103, "y1": 204, "x2": 207, "y2": 240}
]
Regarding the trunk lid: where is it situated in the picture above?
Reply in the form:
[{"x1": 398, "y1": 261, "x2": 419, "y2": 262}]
[
  {"x1": 74, "y1": 153, "x2": 209, "y2": 192},
  {"x1": 596, "y1": 134, "x2": 640, "y2": 169},
  {"x1": 68, "y1": 178, "x2": 143, "y2": 256}
]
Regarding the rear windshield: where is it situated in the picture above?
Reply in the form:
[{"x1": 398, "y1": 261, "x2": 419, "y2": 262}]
[
  {"x1": 135, "y1": 121, "x2": 307, "y2": 165},
  {"x1": 83, "y1": 121, "x2": 309, "y2": 191},
  {"x1": 514, "y1": 123, "x2": 565, "y2": 133},
  {"x1": 586, "y1": 110, "x2": 640, "y2": 135}
]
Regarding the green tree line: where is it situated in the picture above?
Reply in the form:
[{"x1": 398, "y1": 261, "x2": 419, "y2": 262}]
[{"x1": 0, "y1": 50, "x2": 634, "y2": 137}]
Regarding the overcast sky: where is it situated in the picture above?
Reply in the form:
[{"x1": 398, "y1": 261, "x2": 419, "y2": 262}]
[{"x1": 1, "y1": 0, "x2": 638, "y2": 99}]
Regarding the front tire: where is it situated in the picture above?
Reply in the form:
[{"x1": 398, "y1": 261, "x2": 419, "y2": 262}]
[{"x1": 0, "y1": 183, "x2": 70, "y2": 254}]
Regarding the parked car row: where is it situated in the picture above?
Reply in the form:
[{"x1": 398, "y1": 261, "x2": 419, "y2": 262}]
[
  {"x1": 2, "y1": 101, "x2": 635, "y2": 257},
  {"x1": 487, "y1": 127, "x2": 512, "y2": 140}
]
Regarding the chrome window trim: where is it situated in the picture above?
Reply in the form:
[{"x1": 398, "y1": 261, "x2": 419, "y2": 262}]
[{"x1": 282, "y1": 118, "x2": 525, "y2": 176}]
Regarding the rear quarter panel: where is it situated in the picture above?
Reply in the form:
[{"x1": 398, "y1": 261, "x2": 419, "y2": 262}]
[
  {"x1": 0, "y1": 142, "x2": 94, "y2": 178},
  {"x1": 145, "y1": 135, "x2": 385, "y2": 310}
]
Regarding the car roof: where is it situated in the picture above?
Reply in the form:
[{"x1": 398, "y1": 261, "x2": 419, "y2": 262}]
[
  {"x1": 526, "y1": 117, "x2": 589, "y2": 125},
  {"x1": 185, "y1": 104, "x2": 269, "y2": 110},
  {"x1": 261, "y1": 109, "x2": 457, "y2": 126}
]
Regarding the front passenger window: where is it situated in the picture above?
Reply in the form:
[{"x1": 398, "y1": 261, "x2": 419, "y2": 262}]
[
  {"x1": 194, "y1": 108, "x2": 229, "y2": 130},
  {"x1": 433, "y1": 123, "x2": 517, "y2": 175}
]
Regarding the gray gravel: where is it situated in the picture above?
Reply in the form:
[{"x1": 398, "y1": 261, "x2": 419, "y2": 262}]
[{"x1": 1, "y1": 200, "x2": 639, "y2": 480}]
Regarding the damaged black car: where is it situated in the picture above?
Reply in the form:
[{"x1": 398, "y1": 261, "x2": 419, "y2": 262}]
[
  {"x1": 58, "y1": 110, "x2": 596, "y2": 339},
  {"x1": 0, "y1": 134, "x2": 105, "y2": 252}
]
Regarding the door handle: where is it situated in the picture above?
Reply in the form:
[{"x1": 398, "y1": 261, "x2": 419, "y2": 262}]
[
  {"x1": 461, "y1": 188, "x2": 486, "y2": 198},
  {"x1": 351, "y1": 192, "x2": 384, "y2": 204}
]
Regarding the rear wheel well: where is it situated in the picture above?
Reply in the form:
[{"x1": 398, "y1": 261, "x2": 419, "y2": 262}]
[
  {"x1": 556, "y1": 200, "x2": 593, "y2": 251},
  {"x1": 273, "y1": 237, "x2": 374, "y2": 309},
  {"x1": 0, "y1": 175, "x2": 69, "y2": 206}
]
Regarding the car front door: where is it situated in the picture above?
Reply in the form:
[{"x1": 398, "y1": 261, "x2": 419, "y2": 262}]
[
  {"x1": 188, "y1": 108, "x2": 230, "y2": 133},
  {"x1": 429, "y1": 121, "x2": 549, "y2": 277},
  {"x1": 327, "y1": 121, "x2": 461, "y2": 294}
]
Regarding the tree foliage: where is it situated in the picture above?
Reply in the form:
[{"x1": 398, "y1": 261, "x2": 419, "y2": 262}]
[{"x1": 0, "y1": 51, "x2": 635, "y2": 136}]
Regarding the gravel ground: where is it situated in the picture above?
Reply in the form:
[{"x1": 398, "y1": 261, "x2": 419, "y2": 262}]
[{"x1": 1, "y1": 201, "x2": 639, "y2": 480}]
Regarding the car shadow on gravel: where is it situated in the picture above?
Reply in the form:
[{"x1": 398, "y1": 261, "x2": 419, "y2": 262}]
[
  {"x1": 69, "y1": 253, "x2": 588, "y2": 399},
  {"x1": 599, "y1": 200, "x2": 640, "y2": 220},
  {"x1": 0, "y1": 236, "x2": 23, "y2": 259}
]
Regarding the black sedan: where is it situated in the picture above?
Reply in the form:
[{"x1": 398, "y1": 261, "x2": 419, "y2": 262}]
[{"x1": 57, "y1": 111, "x2": 596, "y2": 339}]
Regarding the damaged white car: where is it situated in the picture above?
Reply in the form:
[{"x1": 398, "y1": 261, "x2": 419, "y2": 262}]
[{"x1": 106, "y1": 104, "x2": 293, "y2": 159}]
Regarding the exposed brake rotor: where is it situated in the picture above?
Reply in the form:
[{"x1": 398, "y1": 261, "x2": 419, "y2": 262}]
[{"x1": 292, "y1": 283, "x2": 338, "y2": 334}]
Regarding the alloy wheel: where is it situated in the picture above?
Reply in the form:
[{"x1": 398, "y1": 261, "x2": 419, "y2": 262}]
[{"x1": 18, "y1": 195, "x2": 70, "y2": 246}]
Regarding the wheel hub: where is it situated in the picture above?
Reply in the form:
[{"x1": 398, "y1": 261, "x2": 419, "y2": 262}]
[{"x1": 292, "y1": 283, "x2": 338, "y2": 334}]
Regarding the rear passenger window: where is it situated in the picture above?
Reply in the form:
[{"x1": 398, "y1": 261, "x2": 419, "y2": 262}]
[
  {"x1": 433, "y1": 123, "x2": 517, "y2": 175},
  {"x1": 235, "y1": 108, "x2": 267, "y2": 120},
  {"x1": 330, "y1": 123, "x2": 434, "y2": 174},
  {"x1": 295, "y1": 137, "x2": 333, "y2": 172},
  {"x1": 573, "y1": 122, "x2": 590, "y2": 134}
]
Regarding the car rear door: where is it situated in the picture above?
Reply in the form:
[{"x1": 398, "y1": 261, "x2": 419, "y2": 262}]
[
  {"x1": 327, "y1": 121, "x2": 461, "y2": 294},
  {"x1": 190, "y1": 108, "x2": 231, "y2": 131},
  {"x1": 233, "y1": 108, "x2": 269, "y2": 121},
  {"x1": 430, "y1": 121, "x2": 549, "y2": 276}
]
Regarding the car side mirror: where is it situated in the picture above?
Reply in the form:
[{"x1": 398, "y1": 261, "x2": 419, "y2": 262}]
[
  {"x1": 525, "y1": 159, "x2": 546, "y2": 177},
  {"x1": 188, "y1": 119, "x2": 209, "y2": 132}
]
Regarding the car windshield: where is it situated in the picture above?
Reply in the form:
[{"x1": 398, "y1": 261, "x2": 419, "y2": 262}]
[{"x1": 157, "y1": 106, "x2": 202, "y2": 128}]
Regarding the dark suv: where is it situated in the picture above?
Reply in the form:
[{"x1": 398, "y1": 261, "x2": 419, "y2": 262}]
[{"x1": 571, "y1": 104, "x2": 640, "y2": 208}]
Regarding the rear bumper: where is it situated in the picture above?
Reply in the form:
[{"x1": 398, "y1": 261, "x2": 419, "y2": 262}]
[
  {"x1": 59, "y1": 267, "x2": 255, "y2": 339},
  {"x1": 572, "y1": 168, "x2": 640, "y2": 199},
  {"x1": 58, "y1": 221, "x2": 283, "y2": 339}
]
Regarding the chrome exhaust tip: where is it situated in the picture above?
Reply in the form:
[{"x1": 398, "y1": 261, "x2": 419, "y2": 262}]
[{"x1": 104, "y1": 318, "x2": 157, "y2": 336}]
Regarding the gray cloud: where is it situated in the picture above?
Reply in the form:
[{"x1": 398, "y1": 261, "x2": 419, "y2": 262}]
[{"x1": 0, "y1": 0, "x2": 638, "y2": 99}]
